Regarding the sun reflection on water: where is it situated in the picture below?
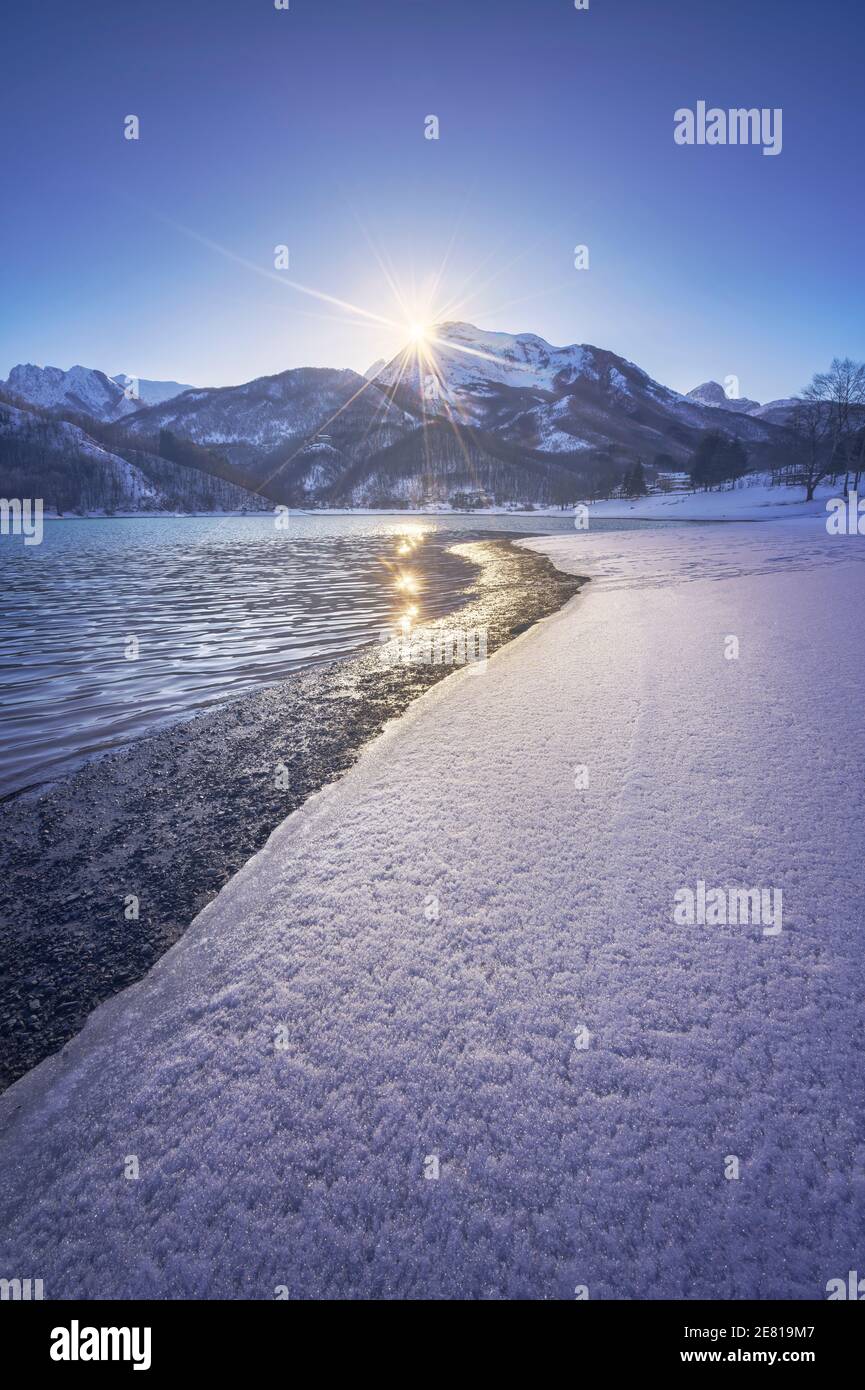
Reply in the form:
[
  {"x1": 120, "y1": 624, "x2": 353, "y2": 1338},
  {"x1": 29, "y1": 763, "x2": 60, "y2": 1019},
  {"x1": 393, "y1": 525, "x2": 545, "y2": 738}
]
[{"x1": 376, "y1": 525, "x2": 438, "y2": 637}]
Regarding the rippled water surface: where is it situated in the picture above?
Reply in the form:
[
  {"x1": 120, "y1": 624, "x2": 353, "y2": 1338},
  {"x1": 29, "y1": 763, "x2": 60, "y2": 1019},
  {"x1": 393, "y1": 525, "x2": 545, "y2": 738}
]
[{"x1": 0, "y1": 511, "x2": 660, "y2": 797}]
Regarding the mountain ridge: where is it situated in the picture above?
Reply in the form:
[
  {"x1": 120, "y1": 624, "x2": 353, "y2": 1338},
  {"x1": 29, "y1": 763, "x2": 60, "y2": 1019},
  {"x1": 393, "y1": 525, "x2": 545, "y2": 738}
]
[
  {"x1": 2, "y1": 324, "x2": 799, "y2": 508},
  {"x1": 3, "y1": 363, "x2": 194, "y2": 422}
]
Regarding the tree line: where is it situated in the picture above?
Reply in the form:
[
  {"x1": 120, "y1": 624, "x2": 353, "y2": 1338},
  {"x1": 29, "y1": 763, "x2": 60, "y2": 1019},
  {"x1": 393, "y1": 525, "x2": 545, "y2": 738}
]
[{"x1": 789, "y1": 357, "x2": 865, "y2": 500}]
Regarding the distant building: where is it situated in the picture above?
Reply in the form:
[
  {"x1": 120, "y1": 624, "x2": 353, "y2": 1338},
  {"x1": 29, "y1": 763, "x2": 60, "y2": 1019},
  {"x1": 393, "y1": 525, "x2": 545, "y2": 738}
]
[
  {"x1": 450, "y1": 488, "x2": 494, "y2": 509},
  {"x1": 653, "y1": 470, "x2": 691, "y2": 494}
]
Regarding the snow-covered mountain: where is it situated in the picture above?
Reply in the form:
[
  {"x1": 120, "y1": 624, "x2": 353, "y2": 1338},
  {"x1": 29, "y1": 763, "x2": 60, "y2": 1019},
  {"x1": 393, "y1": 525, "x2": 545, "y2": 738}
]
[
  {"x1": 2, "y1": 326, "x2": 797, "y2": 508},
  {"x1": 2, "y1": 363, "x2": 193, "y2": 422},
  {"x1": 378, "y1": 323, "x2": 603, "y2": 408},
  {"x1": 686, "y1": 380, "x2": 761, "y2": 414},
  {"x1": 0, "y1": 399, "x2": 161, "y2": 507},
  {"x1": 750, "y1": 397, "x2": 800, "y2": 424},
  {"x1": 0, "y1": 398, "x2": 268, "y2": 514},
  {"x1": 684, "y1": 380, "x2": 804, "y2": 426},
  {"x1": 4, "y1": 363, "x2": 138, "y2": 421},
  {"x1": 111, "y1": 374, "x2": 195, "y2": 407},
  {"x1": 120, "y1": 366, "x2": 418, "y2": 489},
  {"x1": 112, "y1": 324, "x2": 793, "y2": 505},
  {"x1": 376, "y1": 322, "x2": 783, "y2": 456}
]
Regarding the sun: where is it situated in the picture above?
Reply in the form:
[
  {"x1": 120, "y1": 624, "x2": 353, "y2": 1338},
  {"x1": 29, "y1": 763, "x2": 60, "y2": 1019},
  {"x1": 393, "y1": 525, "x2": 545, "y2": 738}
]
[{"x1": 408, "y1": 321, "x2": 429, "y2": 344}]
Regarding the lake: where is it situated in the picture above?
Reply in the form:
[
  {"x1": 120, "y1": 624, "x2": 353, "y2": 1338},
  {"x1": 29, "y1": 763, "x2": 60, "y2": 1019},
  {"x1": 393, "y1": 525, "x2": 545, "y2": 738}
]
[{"x1": 0, "y1": 511, "x2": 660, "y2": 798}]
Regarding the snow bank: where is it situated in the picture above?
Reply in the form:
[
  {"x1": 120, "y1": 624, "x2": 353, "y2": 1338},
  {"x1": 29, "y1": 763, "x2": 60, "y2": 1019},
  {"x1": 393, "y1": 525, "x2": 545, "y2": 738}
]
[
  {"x1": 586, "y1": 476, "x2": 838, "y2": 522},
  {"x1": 1, "y1": 519, "x2": 863, "y2": 1299}
]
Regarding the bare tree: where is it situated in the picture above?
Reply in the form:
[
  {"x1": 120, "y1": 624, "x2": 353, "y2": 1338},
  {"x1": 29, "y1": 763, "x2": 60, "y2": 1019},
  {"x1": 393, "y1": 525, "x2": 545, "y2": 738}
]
[
  {"x1": 790, "y1": 388, "x2": 832, "y2": 501},
  {"x1": 805, "y1": 357, "x2": 865, "y2": 494}
]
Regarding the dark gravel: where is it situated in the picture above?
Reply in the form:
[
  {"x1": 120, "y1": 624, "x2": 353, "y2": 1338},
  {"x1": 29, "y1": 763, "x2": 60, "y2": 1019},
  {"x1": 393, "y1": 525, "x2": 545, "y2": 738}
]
[{"x1": 0, "y1": 536, "x2": 582, "y2": 1090}]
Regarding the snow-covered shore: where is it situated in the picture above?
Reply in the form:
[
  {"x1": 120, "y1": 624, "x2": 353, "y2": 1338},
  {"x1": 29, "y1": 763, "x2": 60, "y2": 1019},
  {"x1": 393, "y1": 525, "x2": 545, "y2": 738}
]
[
  {"x1": 585, "y1": 478, "x2": 836, "y2": 522},
  {"x1": 1, "y1": 518, "x2": 863, "y2": 1299}
]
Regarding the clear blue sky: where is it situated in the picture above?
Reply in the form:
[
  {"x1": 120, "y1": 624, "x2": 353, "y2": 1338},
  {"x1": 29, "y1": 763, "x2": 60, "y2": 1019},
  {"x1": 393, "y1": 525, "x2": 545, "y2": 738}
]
[{"x1": 1, "y1": 0, "x2": 862, "y2": 402}]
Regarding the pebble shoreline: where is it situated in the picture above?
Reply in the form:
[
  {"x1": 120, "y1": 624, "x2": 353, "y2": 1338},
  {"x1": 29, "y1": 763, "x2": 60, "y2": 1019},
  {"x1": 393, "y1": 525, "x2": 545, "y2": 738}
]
[{"x1": 0, "y1": 536, "x2": 583, "y2": 1090}]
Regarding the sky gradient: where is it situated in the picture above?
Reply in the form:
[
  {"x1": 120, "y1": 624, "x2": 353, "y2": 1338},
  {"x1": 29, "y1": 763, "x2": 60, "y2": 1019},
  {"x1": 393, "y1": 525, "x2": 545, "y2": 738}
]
[{"x1": 2, "y1": 0, "x2": 863, "y2": 402}]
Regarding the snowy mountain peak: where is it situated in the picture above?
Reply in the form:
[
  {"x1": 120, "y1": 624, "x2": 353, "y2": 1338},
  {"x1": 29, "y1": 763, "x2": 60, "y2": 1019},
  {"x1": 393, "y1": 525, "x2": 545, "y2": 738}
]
[
  {"x1": 686, "y1": 380, "x2": 761, "y2": 414},
  {"x1": 3, "y1": 362, "x2": 193, "y2": 422},
  {"x1": 378, "y1": 321, "x2": 600, "y2": 408},
  {"x1": 432, "y1": 321, "x2": 587, "y2": 372},
  {"x1": 4, "y1": 362, "x2": 137, "y2": 421}
]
